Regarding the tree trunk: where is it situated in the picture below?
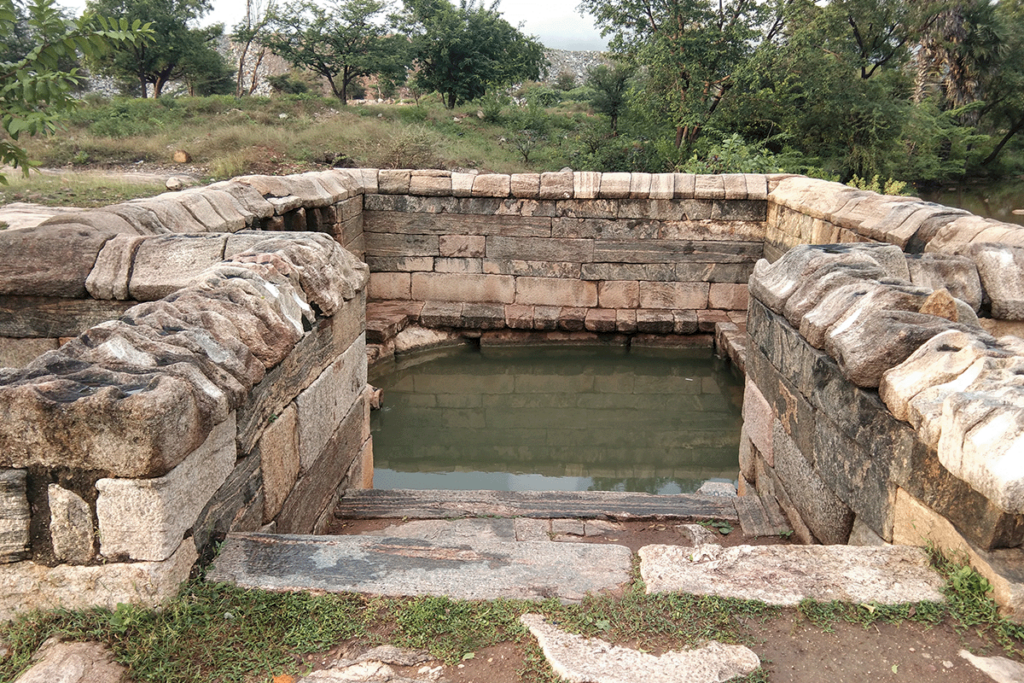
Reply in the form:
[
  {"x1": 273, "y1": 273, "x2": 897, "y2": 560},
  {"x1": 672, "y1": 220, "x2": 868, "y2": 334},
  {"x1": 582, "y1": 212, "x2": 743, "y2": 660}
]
[{"x1": 981, "y1": 116, "x2": 1024, "y2": 166}]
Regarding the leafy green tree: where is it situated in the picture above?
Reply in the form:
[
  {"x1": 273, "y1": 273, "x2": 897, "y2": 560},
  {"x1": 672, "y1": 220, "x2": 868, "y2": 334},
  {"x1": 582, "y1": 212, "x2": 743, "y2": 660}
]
[
  {"x1": 231, "y1": 0, "x2": 275, "y2": 97},
  {"x1": 586, "y1": 61, "x2": 633, "y2": 135},
  {"x1": 402, "y1": 0, "x2": 546, "y2": 109},
  {"x1": 84, "y1": 0, "x2": 228, "y2": 98},
  {"x1": 580, "y1": 0, "x2": 785, "y2": 148},
  {"x1": 264, "y1": 0, "x2": 407, "y2": 105},
  {"x1": 0, "y1": 0, "x2": 151, "y2": 178}
]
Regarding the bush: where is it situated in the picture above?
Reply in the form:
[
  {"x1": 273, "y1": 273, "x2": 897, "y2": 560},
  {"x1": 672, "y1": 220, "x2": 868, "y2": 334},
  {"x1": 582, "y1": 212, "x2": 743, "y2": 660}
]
[
  {"x1": 268, "y1": 74, "x2": 309, "y2": 95},
  {"x1": 556, "y1": 70, "x2": 577, "y2": 91},
  {"x1": 477, "y1": 91, "x2": 509, "y2": 123}
]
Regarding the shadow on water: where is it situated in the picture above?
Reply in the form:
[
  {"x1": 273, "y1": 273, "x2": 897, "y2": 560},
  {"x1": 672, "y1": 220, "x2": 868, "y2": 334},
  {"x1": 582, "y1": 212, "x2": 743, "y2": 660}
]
[{"x1": 368, "y1": 345, "x2": 744, "y2": 494}]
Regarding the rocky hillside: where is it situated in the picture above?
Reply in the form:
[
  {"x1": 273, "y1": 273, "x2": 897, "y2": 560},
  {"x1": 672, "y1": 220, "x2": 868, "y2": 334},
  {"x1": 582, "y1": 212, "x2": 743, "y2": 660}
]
[{"x1": 543, "y1": 49, "x2": 610, "y2": 87}]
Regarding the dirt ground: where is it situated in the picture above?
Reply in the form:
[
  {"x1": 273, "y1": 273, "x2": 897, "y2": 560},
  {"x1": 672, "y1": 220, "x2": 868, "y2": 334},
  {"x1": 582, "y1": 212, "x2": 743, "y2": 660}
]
[{"x1": 310, "y1": 518, "x2": 1018, "y2": 683}]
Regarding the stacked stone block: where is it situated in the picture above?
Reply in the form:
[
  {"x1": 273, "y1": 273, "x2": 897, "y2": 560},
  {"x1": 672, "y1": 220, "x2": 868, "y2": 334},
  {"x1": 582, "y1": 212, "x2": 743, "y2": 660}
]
[
  {"x1": 743, "y1": 242, "x2": 1024, "y2": 618},
  {"x1": 0, "y1": 175, "x2": 372, "y2": 620},
  {"x1": 363, "y1": 171, "x2": 766, "y2": 340}
]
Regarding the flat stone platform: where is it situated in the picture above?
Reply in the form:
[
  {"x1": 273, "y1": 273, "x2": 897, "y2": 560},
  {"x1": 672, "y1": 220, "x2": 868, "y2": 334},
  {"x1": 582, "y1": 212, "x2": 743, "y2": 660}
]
[{"x1": 207, "y1": 532, "x2": 633, "y2": 601}]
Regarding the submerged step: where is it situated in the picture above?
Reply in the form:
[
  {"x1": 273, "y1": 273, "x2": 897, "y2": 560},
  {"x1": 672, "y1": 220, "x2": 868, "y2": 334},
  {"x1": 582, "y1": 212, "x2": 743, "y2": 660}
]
[
  {"x1": 640, "y1": 543, "x2": 946, "y2": 605},
  {"x1": 207, "y1": 532, "x2": 633, "y2": 602},
  {"x1": 333, "y1": 489, "x2": 740, "y2": 522}
]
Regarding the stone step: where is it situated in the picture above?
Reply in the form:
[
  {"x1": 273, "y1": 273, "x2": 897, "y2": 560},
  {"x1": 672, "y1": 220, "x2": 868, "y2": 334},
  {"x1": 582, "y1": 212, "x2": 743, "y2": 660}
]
[
  {"x1": 639, "y1": 543, "x2": 946, "y2": 606},
  {"x1": 333, "y1": 489, "x2": 740, "y2": 522},
  {"x1": 206, "y1": 532, "x2": 633, "y2": 602}
]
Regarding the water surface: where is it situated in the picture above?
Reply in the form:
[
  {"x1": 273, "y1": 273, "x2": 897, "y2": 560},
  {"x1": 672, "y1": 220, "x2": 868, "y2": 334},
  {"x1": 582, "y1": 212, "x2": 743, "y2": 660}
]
[{"x1": 369, "y1": 345, "x2": 743, "y2": 494}]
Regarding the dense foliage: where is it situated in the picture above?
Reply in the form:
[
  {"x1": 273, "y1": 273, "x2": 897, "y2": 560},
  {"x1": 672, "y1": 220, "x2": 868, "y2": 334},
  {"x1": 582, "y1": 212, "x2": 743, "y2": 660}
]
[
  {"x1": 0, "y1": 0, "x2": 151, "y2": 178},
  {"x1": 579, "y1": 0, "x2": 1024, "y2": 183},
  {"x1": 84, "y1": 0, "x2": 228, "y2": 97}
]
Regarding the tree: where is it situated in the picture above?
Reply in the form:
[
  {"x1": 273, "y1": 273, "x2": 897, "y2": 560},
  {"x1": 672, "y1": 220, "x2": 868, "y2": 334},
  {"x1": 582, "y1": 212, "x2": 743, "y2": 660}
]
[
  {"x1": 84, "y1": 0, "x2": 229, "y2": 98},
  {"x1": 586, "y1": 61, "x2": 633, "y2": 135},
  {"x1": 0, "y1": 0, "x2": 151, "y2": 178},
  {"x1": 402, "y1": 0, "x2": 546, "y2": 109},
  {"x1": 265, "y1": 0, "x2": 407, "y2": 105},
  {"x1": 580, "y1": 0, "x2": 784, "y2": 148},
  {"x1": 232, "y1": 0, "x2": 275, "y2": 97}
]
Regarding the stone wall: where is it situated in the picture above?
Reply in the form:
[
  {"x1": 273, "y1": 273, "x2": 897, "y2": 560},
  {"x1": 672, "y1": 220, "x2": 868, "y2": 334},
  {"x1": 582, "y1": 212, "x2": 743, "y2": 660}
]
[
  {"x1": 742, "y1": 175, "x2": 1024, "y2": 617},
  {"x1": 2, "y1": 168, "x2": 1024, "y2": 620},
  {"x1": 362, "y1": 170, "x2": 765, "y2": 353},
  {"x1": 0, "y1": 171, "x2": 372, "y2": 620}
]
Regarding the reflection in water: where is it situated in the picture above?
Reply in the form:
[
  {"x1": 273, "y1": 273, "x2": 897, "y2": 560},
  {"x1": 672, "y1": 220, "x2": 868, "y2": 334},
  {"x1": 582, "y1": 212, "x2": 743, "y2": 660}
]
[{"x1": 369, "y1": 345, "x2": 744, "y2": 494}]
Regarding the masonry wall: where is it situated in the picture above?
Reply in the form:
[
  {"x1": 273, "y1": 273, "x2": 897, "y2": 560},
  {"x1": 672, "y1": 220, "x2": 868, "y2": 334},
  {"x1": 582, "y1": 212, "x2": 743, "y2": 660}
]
[
  {"x1": 3, "y1": 168, "x2": 1024, "y2": 621},
  {"x1": 0, "y1": 171, "x2": 372, "y2": 620},
  {"x1": 362, "y1": 170, "x2": 766, "y2": 337}
]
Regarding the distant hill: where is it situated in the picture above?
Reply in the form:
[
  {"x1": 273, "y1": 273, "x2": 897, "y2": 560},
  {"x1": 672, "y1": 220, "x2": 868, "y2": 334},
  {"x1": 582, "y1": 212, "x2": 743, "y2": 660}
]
[{"x1": 543, "y1": 49, "x2": 611, "y2": 88}]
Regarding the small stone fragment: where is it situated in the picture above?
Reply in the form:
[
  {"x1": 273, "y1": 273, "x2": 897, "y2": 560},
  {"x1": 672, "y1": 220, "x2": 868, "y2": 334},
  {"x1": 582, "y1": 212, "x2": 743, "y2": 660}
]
[
  {"x1": 676, "y1": 524, "x2": 718, "y2": 546},
  {"x1": 521, "y1": 613, "x2": 760, "y2": 683},
  {"x1": 959, "y1": 649, "x2": 1024, "y2": 683},
  {"x1": 15, "y1": 638, "x2": 126, "y2": 683}
]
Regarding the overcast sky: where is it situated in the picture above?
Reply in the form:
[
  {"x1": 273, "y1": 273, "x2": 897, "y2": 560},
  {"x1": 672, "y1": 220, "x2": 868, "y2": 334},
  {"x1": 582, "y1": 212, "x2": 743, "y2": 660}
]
[{"x1": 58, "y1": 0, "x2": 609, "y2": 51}]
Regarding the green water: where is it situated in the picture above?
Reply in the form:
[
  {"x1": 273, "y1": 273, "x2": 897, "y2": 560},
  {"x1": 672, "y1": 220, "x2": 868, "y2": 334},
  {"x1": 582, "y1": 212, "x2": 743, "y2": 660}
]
[
  {"x1": 369, "y1": 345, "x2": 744, "y2": 494},
  {"x1": 919, "y1": 180, "x2": 1024, "y2": 226}
]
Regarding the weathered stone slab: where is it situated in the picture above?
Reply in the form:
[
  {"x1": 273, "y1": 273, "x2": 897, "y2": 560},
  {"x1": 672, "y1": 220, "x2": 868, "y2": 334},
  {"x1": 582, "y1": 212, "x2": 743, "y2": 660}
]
[
  {"x1": 0, "y1": 538, "x2": 196, "y2": 621},
  {"x1": 95, "y1": 415, "x2": 237, "y2": 561},
  {"x1": 365, "y1": 232, "x2": 439, "y2": 257},
  {"x1": 238, "y1": 299, "x2": 363, "y2": 453},
  {"x1": 826, "y1": 309, "x2": 976, "y2": 388},
  {"x1": 769, "y1": 177, "x2": 861, "y2": 221},
  {"x1": 86, "y1": 234, "x2": 144, "y2": 301},
  {"x1": 573, "y1": 172, "x2": 601, "y2": 199},
  {"x1": 516, "y1": 278, "x2": 598, "y2": 308},
  {"x1": 539, "y1": 171, "x2": 574, "y2": 200},
  {"x1": 581, "y1": 263, "x2": 675, "y2": 282},
  {"x1": 48, "y1": 485, "x2": 94, "y2": 565},
  {"x1": 333, "y1": 489, "x2": 740, "y2": 522},
  {"x1": 879, "y1": 329, "x2": 1005, "y2": 423},
  {"x1": 597, "y1": 172, "x2": 631, "y2": 199},
  {"x1": 925, "y1": 215, "x2": 1003, "y2": 253},
  {"x1": 0, "y1": 296, "x2": 129, "y2": 338},
  {"x1": 297, "y1": 335, "x2": 367, "y2": 471},
  {"x1": 938, "y1": 386, "x2": 1024, "y2": 514},
  {"x1": 961, "y1": 243, "x2": 1024, "y2": 320},
  {"x1": 694, "y1": 175, "x2": 725, "y2": 200},
  {"x1": 472, "y1": 173, "x2": 510, "y2": 197},
  {"x1": 597, "y1": 281, "x2": 639, "y2": 309},
  {"x1": 129, "y1": 234, "x2": 228, "y2": 301},
  {"x1": 594, "y1": 240, "x2": 762, "y2": 264},
  {"x1": 15, "y1": 639, "x2": 127, "y2": 683},
  {"x1": 364, "y1": 212, "x2": 551, "y2": 238},
  {"x1": 358, "y1": 518, "x2": 518, "y2": 542},
  {"x1": 276, "y1": 392, "x2": 370, "y2": 534},
  {"x1": 364, "y1": 194, "x2": 458, "y2": 213},
  {"x1": 191, "y1": 451, "x2": 264, "y2": 553},
  {"x1": 486, "y1": 236, "x2": 592, "y2": 262},
  {"x1": 773, "y1": 420, "x2": 854, "y2": 544},
  {"x1": 552, "y1": 217, "x2": 660, "y2": 239},
  {"x1": 378, "y1": 170, "x2": 411, "y2": 195},
  {"x1": 409, "y1": 170, "x2": 451, "y2": 196},
  {"x1": 103, "y1": 202, "x2": 172, "y2": 235},
  {"x1": 1, "y1": 469, "x2": 29, "y2": 564},
  {"x1": 411, "y1": 273, "x2": 515, "y2": 303},
  {"x1": 674, "y1": 173, "x2": 696, "y2": 199},
  {"x1": 640, "y1": 543, "x2": 945, "y2": 605},
  {"x1": 207, "y1": 180, "x2": 275, "y2": 220},
  {"x1": 0, "y1": 225, "x2": 123, "y2": 298},
  {"x1": 893, "y1": 489, "x2": 1024, "y2": 621},
  {"x1": 649, "y1": 173, "x2": 675, "y2": 200},
  {"x1": 369, "y1": 272, "x2": 411, "y2": 300},
  {"x1": 639, "y1": 282, "x2": 710, "y2": 310},
  {"x1": 521, "y1": 613, "x2": 760, "y2": 683},
  {"x1": 511, "y1": 173, "x2": 540, "y2": 198},
  {"x1": 0, "y1": 337, "x2": 58, "y2": 369},
  {"x1": 208, "y1": 533, "x2": 632, "y2": 601}
]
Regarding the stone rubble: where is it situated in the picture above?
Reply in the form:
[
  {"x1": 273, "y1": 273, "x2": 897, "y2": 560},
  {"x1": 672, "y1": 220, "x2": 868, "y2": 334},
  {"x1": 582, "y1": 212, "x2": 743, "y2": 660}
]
[{"x1": 520, "y1": 613, "x2": 760, "y2": 683}]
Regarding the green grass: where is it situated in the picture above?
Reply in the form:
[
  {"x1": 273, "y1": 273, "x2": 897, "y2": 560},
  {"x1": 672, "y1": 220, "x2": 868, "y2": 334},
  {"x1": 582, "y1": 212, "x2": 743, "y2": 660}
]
[
  {"x1": 0, "y1": 172, "x2": 169, "y2": 208},
  {"x1": 1, "y1": 540, "x2": 1023, "y2": 682}
]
